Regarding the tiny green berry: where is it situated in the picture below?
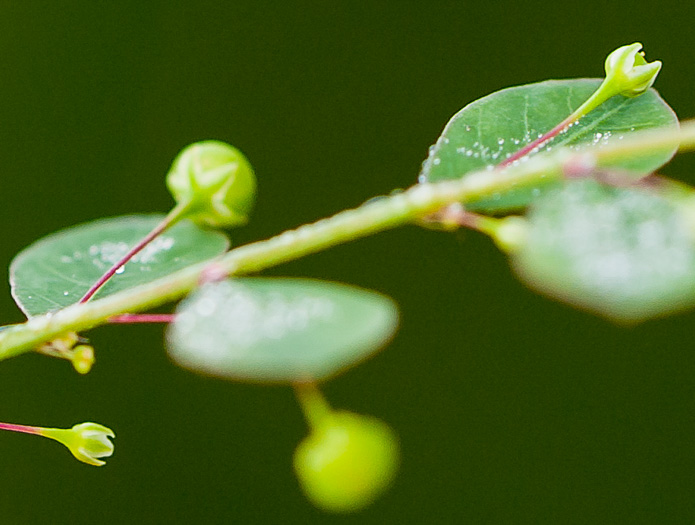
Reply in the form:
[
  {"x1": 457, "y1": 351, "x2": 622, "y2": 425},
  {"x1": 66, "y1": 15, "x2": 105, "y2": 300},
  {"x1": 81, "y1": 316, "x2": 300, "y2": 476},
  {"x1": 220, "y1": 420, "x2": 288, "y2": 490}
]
[
  {"x1": 293, "y1": 411, "x2": 399, "y2": 513},
  {"x1": 166, "y1": 140, "x2": 256, "y2": 228}
]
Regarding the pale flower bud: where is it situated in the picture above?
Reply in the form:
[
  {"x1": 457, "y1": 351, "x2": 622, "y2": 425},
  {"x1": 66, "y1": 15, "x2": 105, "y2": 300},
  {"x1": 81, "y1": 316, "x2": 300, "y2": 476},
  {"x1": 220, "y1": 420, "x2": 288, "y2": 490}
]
[
  {"x1": 42, "y1": 422, "x2": 115, "y2": 466},
  {"x1": 604, "y1": 42, "x2": 662, "y2": 97}
]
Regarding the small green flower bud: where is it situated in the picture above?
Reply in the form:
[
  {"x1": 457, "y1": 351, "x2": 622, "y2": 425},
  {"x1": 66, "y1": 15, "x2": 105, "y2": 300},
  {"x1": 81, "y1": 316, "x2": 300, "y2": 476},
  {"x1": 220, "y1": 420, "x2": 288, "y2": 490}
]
[
  {"x1": 293, "y1": 411, "x2": 399, "y2": 513},
  {"x1": 166, "y1": 140, "x2": 256, "y2": 228},
  {"x1": 604, "y1": 43, "x2": 662, "y2": 97},
  {"x1": 71, "y1": 345, "x2": 95, "y2": 375},
  {"x1": 42, "y1": 422, "x2": 115, "y2": 466}
]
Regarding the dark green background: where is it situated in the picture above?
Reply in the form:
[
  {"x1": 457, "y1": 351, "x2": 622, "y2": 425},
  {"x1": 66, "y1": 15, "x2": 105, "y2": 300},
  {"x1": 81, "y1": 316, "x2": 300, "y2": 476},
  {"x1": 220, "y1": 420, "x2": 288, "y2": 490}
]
[{"x1": 1, "y1": 1, "x2": 694, "y2": 523}]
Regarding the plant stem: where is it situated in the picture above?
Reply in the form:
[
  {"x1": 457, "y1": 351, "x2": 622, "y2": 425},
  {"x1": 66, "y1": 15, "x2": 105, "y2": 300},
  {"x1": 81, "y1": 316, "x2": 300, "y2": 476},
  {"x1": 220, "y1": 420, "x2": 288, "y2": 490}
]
[
  {"x1": 294, "y1": 382, "x2": 332, "y2": 429},
  {"x1": 427, "y1": 205, "x2": 500, "y2": 231},
  {"x1": 79, "y1": 201, "x2": 191, "y2": 303},
  {"x1": 0, "y1": 121, "x2": 693, "y2": 361},
  {"x1": 500, "y1": 81, "x2": 619, "y2": 167},
  {"x1": 0, "y1": 422, "x2": 42, "y2": 436},
  {"x1": 107, "y1": 314, "x2": 177, "y2": 324},
  {"x1": 499, "y1": 115, "x2": 576, "y2": 166}
]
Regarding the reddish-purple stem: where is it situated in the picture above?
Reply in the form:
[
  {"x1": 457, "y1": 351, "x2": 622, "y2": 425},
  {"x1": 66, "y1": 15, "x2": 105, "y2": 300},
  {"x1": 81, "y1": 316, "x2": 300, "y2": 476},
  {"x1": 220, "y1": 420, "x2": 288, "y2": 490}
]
[
  {"x1": 0, "y1": 422, "x2": 42, "y2": 435},
  {"x1": 79, "y1": 214, "x2": 177, "y2": 304},
  {"x1": 498, "y1": 115, "x2": 574, "y2": 168},
  {"x1": 107, "y1": 314, "x2": 177, "y2": 324}
]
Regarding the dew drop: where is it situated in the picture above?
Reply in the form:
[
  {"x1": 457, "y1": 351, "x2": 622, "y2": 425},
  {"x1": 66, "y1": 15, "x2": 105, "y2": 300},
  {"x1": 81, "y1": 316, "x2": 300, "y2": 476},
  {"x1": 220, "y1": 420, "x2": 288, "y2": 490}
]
[{"x1": 115, "y1": 266, "x2": 125, "y2": 274}]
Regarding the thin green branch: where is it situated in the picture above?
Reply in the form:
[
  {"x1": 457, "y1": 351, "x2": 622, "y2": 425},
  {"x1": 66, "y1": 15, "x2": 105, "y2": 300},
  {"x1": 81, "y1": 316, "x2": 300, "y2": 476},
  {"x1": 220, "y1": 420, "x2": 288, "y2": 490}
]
[{"x1": 0, "y1": 120, "x2": 694, "y2": 361}]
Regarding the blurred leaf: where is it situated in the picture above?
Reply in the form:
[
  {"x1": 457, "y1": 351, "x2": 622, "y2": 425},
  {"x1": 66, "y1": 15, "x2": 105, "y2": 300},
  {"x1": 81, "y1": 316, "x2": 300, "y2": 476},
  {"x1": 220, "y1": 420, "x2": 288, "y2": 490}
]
[
  {"x1": 420, "y1": 79, "x2": 678, "y2": 212},
  {"x1": 512, "y1": 179, "x2": 695, "y2": 322},
  {"x1": 10, "y1": 214, "x2": 229, "y2": 317},
  {"x1": 167, "y1": 278, "x2": 399, "y2": 382}
]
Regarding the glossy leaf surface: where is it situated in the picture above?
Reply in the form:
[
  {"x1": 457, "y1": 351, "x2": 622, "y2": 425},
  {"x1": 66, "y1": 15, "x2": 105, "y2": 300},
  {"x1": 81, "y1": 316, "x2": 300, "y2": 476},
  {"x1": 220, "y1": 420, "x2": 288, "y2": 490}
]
[
  {"x1": 420, "y1": 79, "x2": 678, "y2": 212},
  {"x1": 512, "y1": 179, "x2": 695, "y2": 322},
  {"x1": 167, "y1": 278, "x2": 399, "y2": 382},
  {"x1": 10, "y1": 214, "x2": 229, "y2": 317}
]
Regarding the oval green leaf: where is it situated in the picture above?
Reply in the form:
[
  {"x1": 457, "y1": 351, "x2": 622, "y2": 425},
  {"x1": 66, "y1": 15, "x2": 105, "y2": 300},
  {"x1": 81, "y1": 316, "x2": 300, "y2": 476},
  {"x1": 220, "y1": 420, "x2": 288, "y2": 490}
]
[
  {"x1": 420, "y1": 79, "x2": 678, "y2": 212},
  {"x1": 512, "y1": 179, "x2": 695, "y2": 323},
  {"x1": 10, "y1": 214, "x2": 230, "y2": 317},
  {"x1": 167, "y1": 278, "x2": 399, "y2": 383}
]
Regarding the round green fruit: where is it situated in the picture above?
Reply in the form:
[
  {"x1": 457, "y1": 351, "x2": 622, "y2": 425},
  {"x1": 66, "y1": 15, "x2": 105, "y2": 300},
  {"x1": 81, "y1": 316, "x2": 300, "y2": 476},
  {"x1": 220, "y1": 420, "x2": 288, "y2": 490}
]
[
  {"x1": 293, "y1": 411, "x2": 399, "y2": 513},
  {"x1": 166, "y1": 140, "x2": 256, "y2": 228}
]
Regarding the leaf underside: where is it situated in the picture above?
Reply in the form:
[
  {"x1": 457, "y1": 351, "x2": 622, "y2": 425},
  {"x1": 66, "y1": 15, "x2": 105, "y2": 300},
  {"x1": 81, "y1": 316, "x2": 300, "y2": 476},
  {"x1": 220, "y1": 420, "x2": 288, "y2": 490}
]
[
  {"x1": 10, "y1": 214, "x2": 230, "y2": 317},
  {"x1": 167, "y1": 278, "x2": 399, "y2": 383},
  {"x1": 512, "y1": 179, "x2": 695, "y2": 323},
  {"x1": 420, "y1": 79, "x2": 679, "y2": 213}
]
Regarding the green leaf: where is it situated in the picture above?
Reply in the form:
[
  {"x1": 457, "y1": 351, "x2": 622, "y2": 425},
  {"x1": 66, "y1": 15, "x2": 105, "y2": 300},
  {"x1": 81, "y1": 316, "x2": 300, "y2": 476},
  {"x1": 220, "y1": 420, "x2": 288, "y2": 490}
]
[
  {"x1": 10, "y1": 214, "x2": 230, "y2": 317},
  {"x1": 511, "y1": 179, "x2": 695, "y2": 322},
  {"x1": 166, "y1": 278, "x2": 399, "y2": 383},
  {"x1": 420, "y1": 79, "x2": 678, "y2": 212}
]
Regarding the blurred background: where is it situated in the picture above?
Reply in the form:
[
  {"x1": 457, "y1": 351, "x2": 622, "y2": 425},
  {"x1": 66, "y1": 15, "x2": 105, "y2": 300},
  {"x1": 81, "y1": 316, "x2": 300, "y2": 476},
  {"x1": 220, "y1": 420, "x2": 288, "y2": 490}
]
[{"x1": 0, "y1": 1, "x2": 694, "y2": 523}]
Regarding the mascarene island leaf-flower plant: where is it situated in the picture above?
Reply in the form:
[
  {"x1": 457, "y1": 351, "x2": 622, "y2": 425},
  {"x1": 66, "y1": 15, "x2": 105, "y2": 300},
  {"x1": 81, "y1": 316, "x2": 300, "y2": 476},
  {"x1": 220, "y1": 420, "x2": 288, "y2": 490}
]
[{"x1": 1, "y1": 43, "x2": 693, "y2": 512}]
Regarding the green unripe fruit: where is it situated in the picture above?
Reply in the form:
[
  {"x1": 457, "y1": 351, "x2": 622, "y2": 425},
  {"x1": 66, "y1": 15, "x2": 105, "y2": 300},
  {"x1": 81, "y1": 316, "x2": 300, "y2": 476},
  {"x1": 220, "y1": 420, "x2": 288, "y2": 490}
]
[
  {"x1": 293, "y1": 411, "x2": 399, "y2": 513},
  {"x1": 166, "y1": 140, "x2": 256, "y2": 228}
]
